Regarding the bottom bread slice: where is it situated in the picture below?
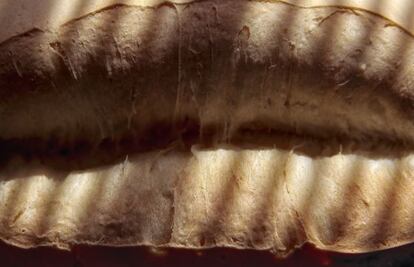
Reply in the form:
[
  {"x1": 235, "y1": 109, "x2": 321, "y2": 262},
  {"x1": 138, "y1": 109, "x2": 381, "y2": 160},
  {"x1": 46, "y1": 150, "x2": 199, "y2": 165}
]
[{"x1": 0, "y1": 145, "x2": 413, "y2": 256}]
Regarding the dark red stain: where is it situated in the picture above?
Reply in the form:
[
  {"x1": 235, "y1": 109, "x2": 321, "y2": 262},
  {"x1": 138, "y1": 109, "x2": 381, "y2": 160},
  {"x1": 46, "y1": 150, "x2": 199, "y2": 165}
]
[{"x1": 0, "y1": 241, "x2": 413, "y2": 267}]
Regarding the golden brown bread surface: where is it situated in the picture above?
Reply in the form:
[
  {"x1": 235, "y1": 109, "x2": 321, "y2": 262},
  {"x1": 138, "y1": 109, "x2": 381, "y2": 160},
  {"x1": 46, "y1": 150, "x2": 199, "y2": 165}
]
[
  {"x1": 1, "y1": 0, "x2": 414, "y2": 147},
  {"x1": 1, "y1": 0, "x2": 414, "y2": 256},
  {"x1": 3, "y1": 146, "x2": 414, "y2": 256}
]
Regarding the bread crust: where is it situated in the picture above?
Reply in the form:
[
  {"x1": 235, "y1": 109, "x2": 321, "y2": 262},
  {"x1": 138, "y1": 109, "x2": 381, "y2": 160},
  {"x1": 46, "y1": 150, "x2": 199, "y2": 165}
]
[
  {"x1": 1, "y1": 0, "x2": 414, "y2": 256},
  {"x1": 1, "y1": 146, "x2": 414, "y2": 256},
  {"x1": 1, "y1": 0, "x2": 414, "y2": 147}
]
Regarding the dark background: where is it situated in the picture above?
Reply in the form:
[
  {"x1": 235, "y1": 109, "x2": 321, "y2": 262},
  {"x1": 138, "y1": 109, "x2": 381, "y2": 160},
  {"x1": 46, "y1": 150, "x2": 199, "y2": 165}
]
[{"x1": 1, "y1": 241, "x2": 414, "y2": 267}]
